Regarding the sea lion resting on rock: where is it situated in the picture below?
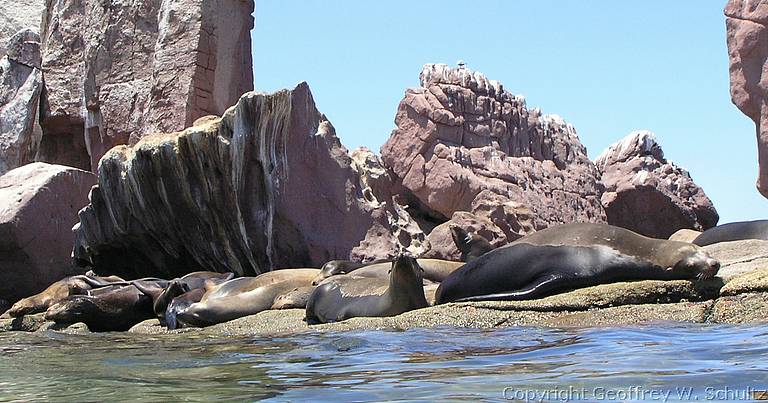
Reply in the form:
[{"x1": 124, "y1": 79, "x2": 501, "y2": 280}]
[
  {"x1": 133, "y1": 271, "x2": 234, "y2": 323},
  {"x1": 271, "y1": 286, "x2": 315, "y2": 310},
  {"x1": 7, "y1": 273, "x2": 126, "y2": 317},
  {"x1": 175, "y1": 269, "x2": 319, "y2": 327},
  {"x1": 312, "y1": 259, "x2": 463, "y2": 285},
  {"x1": 306, "y1": 256, "x2": 429, "y2": 324},
  {"x1": 511, "y1": 223, "x2": 720, "y2": 278},
  {"x1": 450, "y1": 225, "x2": 495, "y2": 261},
  {"x1": 44, "y1": 282, "x2": 161, "y2": 332},
  {"x1": 692, "y1": 220, "x2": 768, "y2": 246},
  {"x1": 435, "y1": 242, "x2": 720, "y2": 304}
]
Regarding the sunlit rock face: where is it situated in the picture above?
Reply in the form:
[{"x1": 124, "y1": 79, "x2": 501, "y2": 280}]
[
  {"x1": 0, "y1": 29, "x2": 43, "y2": 176},
  {"x1": 596, "y1": 131, "x2": 719, "y2": 239},
  {"x1": 38, "y1": 0, "x2": 254, "y2": 172},
  {"x1": 0, "y1": 163, "x2": 95, "y2": 302},
  {"x1": 725, "y1": 0, "x2": 768, "y2": 198},
  {"x1": 73, "y1": 83, "x2": 425, "y2": 279},
  {"x1": 381, "y1": 63, "x2": 607, "y2": 236}
]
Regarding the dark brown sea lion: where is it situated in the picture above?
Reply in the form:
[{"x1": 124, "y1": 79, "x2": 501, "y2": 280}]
[
  {"x1": 435, "y1": 242, "x2": 720, "y2": 304},
  {"x1": 44, "y1": 283, "x2": 157, "y2": 332},
  {"x1": 511, "y1": 223, "x2": 720, "y2": 278},
  {"x1": 692, "y1": 220, "x2": 768, "y2": 246},
  {"x1": 174, "y1": 269, "x2": 319, "y2": 327},
  {"x1": 164, "y1": 287, "x2": 207, "y2": 330},
  {"x1": 311, "y1": 259, "x2": 463, "y2": 285},
  {"x1": 305, "y1": 255, "x2": 429, "y2": 324},
  {"x1": 450, "y1": 224, "x2": 495, "y2": 261},
  {"x1": 271, "y1": 286, "x2": 315, "y2": 309},
  {"x1": 133, "y1": 271, "x2": 234, "y2": 321},
  {"x1": 7, "y1": 274, "x2": 126, "y2": 317}
]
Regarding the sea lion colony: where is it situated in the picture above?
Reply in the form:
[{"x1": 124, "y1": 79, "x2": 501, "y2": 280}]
[{"x1": 7, "y1": 220, "x2": 766, "y2": 332}]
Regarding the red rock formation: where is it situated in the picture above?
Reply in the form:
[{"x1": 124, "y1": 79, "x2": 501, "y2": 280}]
[
  {"x1": 725, "y1": 0, "x2": 768, "y2": 198},
  {"x1": 596, "y1": 131, "x2": 719, "y2": 239},
  {"x1": 0, "y1": 163, "x2": 95, "y2": 302},
  {"x1": 38, "y1": 0, "x2": 254, "y2": 171},
  {"x1": 73, "y1": 84, "x2": 424, "y2": 279},
  {"x1": 0, "y1": 29, "x2": 43, "y2": 175},
  {"x1": 381, "y1": 63, "x2": 607, "y2": 235}
]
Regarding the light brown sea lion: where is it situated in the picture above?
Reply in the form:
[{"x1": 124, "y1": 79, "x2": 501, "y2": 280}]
[
  {"x1": 7, "y1": 274, "x2": 126, "y2": 317},
  {"x1": 311, "y1": 259, "x2": 463, "y2": 285},
  {"x1": 175, "y1": 269, "x2": 319, "y2": 327},
  {"x1": 305, "y1": 256, "x2": 429, "y2": 324},
  {"x1": 44, "y1": 283, "x2": 158, "y2": 332},
  {"x1": 271, "y1": 286, "x2": 315, "y2": 309}
]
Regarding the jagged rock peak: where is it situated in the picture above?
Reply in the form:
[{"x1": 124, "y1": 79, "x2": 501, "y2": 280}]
[{"x1": 595, "y1": 130, "x2": 665, "y2": 170}]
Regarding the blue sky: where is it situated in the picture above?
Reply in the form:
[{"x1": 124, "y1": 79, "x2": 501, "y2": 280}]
[{"x1": 252, "y1": 1, "x2": 768, "y2": 224}]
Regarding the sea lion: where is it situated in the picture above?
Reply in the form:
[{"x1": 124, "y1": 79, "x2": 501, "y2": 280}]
[
  {"x1": 305, "y1": 255, "x2": 429, "y2": 324},
  {"x1": 511, "y1": 223, "x2": 720, "y2": 276},
  {"x1": 311, "y1": 259, "x2": 463, "y2": 285},
  {"x1": 133, "y1": 271, "x2": 234, "y2": 321},
  {"x1": 271, "y1": 286, "x2": 315, "y2": 309},
  {"x1": 450, "y1": 224, "x2": 495, "y2": 261},
  {"x1": 692, "y1": 220, "x2": 768, "y2": 246},
  {"x1": 164, "y1": 287, "x2": 206, "y2": 330},
  {"x1": 44, "y1": 283, "x2": 157, "y2": 332},
  {"x1": 174, "y1": 269, "x2": 319, "y2": 327},
  {"x1": 435, "y1": 242, "x2": 720, "y2": 304},
  {"x1": 315, "y1": 260, "x2": 370, "y2": 282},
  {"x1": 7, "y1": 274, "x2": 127, "y2": 317}
]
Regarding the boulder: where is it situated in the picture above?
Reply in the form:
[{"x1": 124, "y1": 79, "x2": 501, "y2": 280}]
[
  {"x1": 38, "y1": 0, "x2": 255, "y2": 171},
  {"x1": 422, "y1": 211, "x2": 507, "y2": 261},
  {"x1": 596, "y1": 131, "x2": 718, "y2": 239},
  {"x1": 73, "y1": 83, "x2": 423, "y2": 279},
  {"x1": 725, "y1": 1, "x2": 768, "y2": 198},
  {"x1": 380, "y1": 63, "x2": 606, "y2": 235},
  {"x1": 0, "y1": 162, "x2": 96, "y2": 302},
  {"x1": 0, "y1": 0, "x2": 45, "y2": 59},
  {"x1": 0, "y1": 29, "x2": 43, "y2": 175},
  {"x1": 669, "y1": 229, "x2": 702, "y2": 243}
]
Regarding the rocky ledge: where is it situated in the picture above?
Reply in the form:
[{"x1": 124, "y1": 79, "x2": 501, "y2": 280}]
[{"x1": 3, "y1": 239, "x2": 767, "y2": 335}]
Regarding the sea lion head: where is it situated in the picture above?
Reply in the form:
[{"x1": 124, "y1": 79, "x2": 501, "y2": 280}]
[
  {"x1": 389, "y1": 255, "x2": 424, "y2": 285},
  {"x1": 313, "y1": 260, "x2": 360, "y2": 285},
  {"x1": 44, "y1": 296, "x2": 98, "y2": 324},
  {"x1": 668, "y1": 249, "x2": 720, "y2": 280},
  {"x1": 450, "y1": 224, "x2": 495, "y2": 262}
]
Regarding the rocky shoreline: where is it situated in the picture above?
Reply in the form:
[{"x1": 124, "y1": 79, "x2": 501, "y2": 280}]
[{"x1": 3, "y1": 239, "x2": 766, "y2": 336}]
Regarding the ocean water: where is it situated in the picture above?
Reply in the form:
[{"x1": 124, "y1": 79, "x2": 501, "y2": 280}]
[{"x1": 0, "y1": 323, "x2": 766, "y2": 402}]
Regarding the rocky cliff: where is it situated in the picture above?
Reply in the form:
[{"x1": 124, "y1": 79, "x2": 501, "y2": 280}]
[
  {"x1": 74, "y1": 83, "x2": 424, "y2": 279},
  {"x1": 381, "y1": 63, "x2": 606, "y2": 247},
  {"x1": 725, "y1": 0, "x2": 768, "y2": 198},
  {"x1": 0, "y1": 0, "x2": 45, "y2": 59},
  {"x1": 36, "y1": 0, "x2": 254, "y2": 172},
  {"x1": 596, "y1": 131, "x2": 719, "y2": 239}
]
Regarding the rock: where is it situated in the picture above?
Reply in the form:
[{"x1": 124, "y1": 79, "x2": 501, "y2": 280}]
[
  {"x1": 712, "y1": 293, "x2": 768, "y2": 324},
  {"x1": 725, "y1": 1, "x2": 768, "y2": 198},
  {"x1": 35, "y1": 321, "x2": 89, "y2": 334},
  {"x1": 0, "y1": 163, "x2": 96, "y2": 302},
  {"x1": 38, "y1": 0, "x2": 255, "y2": 172},
  {"x1": 0, "y1": 0, "x2": 45, "y2": 60},
  {"x1": 0, "y1": 299, "x2": 8, "y2": 316},
  {"x1": 381, "y1": 63, "x2": 606, "y2": 235},
  {"x1": 669, "y1": 229, "x2": 702, "y2": 243},
  {"x1": 422, "y1": 211, "x2": 506, "y2": 260},
  {"x1": 596, "y1": 131, "x2": 719, "y2": 239},
  {"x1": 73, "y1": 84, "x2": 423, "y2": 279},
  {"x1": 704, "y1": 239, "x2": 768, "y2": 281},
  {"x1": 0, "y1": 29, "x2": 43, "y2": 175},
  {"x1": 0, "y1": 313, "x2": 47, "y2": 332}
]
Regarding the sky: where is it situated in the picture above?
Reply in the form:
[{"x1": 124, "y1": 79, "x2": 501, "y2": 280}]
[{"x1": 251, "y1": 1, "x2": 768, "y2": 224}]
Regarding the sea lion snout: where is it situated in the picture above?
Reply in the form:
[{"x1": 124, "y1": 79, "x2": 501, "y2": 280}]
[{"x1": 670, "y1": 251, "x2": 720, "y2": 280}]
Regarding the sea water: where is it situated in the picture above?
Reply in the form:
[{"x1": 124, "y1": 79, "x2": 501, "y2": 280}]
[{"x1": 0, "y1": 323, "x2": 766, "y2": 402}]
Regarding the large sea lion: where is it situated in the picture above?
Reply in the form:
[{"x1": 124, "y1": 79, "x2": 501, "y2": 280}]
[
  {"x1": 271, "y1": 286, "x2": 315, "y2": 309},
  {"x1": 44, "y1": 283, "x2": 158, "y2": 332},
  {"x1": 174, "y1": 269, "x2": 319, "y2": 327},
  {"x1": 311, "y1": 259, "x2": 463, "y2": 285},
  {"x1": 692, "y1": 220, "x2": 768, "y2": 246},
  {"x1": 305, "y1": 255, "x2": 429, "y2": 324},
  {"x1": 450, "y1": 225, "x2": 495, "y2": 261},
  {"x1": 511, "y1": 223, "x2": 720, "y2": 276},
  {"x1": 7, "y1": 274, "x2": 126, "y2": 317},
  {"x1": 164, "y1": 288, "x2": 206, "y2": 330},
  {"x1": 435, "y1": 242, "x2": 720, "y2": 304}
]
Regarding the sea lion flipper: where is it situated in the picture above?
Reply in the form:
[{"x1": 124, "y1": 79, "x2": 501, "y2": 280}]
[{"x1": 455, "y1": 273, "x2": 566, "y2": 302}]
